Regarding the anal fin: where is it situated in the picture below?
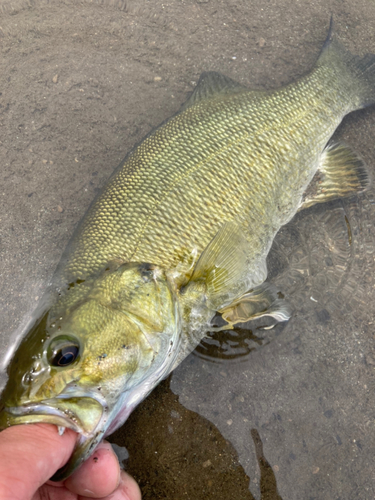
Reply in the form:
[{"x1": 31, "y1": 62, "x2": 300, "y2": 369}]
[
  {"x1": 300, "y1": 142, "x2": 371, "y2": 211},
  {"x1": 216, "y1": 282, "x2": 291, "y2": 330}
]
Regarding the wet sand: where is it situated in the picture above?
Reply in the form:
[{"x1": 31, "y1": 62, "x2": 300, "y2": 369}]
[{"x1": 1, "y1": 1, "x2": 375, "y2": 498}]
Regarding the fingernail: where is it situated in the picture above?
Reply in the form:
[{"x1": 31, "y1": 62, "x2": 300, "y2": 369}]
[{"x1": 96, "y1": 440, "x2": 114, "y2": 452}]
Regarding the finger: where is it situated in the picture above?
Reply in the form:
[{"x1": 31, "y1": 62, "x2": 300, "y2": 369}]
[
  {"x1": 78, "y1": 471, "x2": 142, "y2": 500},
  {"x1": 64, "y1": 441, "x2": 120, "y2": 498},
  {"x1": 0, "y1": 423, "x2": 76, "y2": 500},
  {"x1": 113, "y1": 471, "x2": 142, "y2": 500}
]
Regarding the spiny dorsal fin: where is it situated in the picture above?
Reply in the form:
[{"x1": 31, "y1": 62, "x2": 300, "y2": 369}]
[
  {"x1": 300, "y1": 142, "x2": 371, "y2": 211},
  {"x1": 180, "y1": 71, "x2": 248, "y2": 111},
  {"x1": 189, "y1": 221, "x2": 251, "y2": 309}
]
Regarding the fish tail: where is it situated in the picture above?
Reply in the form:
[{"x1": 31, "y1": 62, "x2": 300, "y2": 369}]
[{"x1": 317, "y1": 19, "x2": 375, "y2": 110}]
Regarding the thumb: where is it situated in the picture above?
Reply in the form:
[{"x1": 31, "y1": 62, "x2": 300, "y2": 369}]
[{"x1": 0, "y1": 423, "x2": 76, "y2": 500}]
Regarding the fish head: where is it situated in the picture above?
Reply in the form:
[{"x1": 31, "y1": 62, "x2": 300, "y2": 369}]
[{"x1": 0, "y1": 262, "x2": 180, "y2": 479}]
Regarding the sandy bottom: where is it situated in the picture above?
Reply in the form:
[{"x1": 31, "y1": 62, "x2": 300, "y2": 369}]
[{"x1": 1, "y1": 1, "x2": 375, "y2": 498}]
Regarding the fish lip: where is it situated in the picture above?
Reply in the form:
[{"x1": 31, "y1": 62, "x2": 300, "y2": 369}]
[
  {"x1": 1, "y1": 388, "x2": 108, "y2": 436},
  {"x1": 2, "y1": 400, "x2": 89, "y2": 435}
]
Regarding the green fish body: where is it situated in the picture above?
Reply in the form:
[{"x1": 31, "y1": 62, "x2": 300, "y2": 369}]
[{"x1": 0, "y1": 27, "x2": 373, "y2": 479}]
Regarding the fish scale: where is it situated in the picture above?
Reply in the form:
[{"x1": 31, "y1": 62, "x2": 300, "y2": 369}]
[{"x1": 61, "y1": 62, "x2": 354, "y2": 286}]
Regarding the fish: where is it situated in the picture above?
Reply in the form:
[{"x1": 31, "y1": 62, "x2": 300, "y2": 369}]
[{"x1": 0, "y1": 22, "x2": 374, "y2": 480}]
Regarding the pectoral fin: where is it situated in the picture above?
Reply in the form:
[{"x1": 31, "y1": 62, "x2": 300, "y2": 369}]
[
  {"x1": 217, "y1": 282, "x2": 291, "y2": 329},
  {"x1": 189, "y1": 221, "x2": 260, "y2": 309},
  {"x1": 300, "y1": 143, "x2": 371, "y2": 211}
]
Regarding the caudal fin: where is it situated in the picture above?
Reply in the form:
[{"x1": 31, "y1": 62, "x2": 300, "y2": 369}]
[{"x1": 317, "y1": 20, "x2": 375, "y2": 109}]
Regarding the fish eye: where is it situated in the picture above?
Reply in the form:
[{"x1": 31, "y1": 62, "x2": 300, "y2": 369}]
[{"x1": 47, "y1": 335, "x2": 80, "y2": 367}]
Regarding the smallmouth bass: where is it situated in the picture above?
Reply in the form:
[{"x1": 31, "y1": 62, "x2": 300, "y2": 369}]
[{"x1": 0, "y1": 24, "x2": 374, "y2": 480}]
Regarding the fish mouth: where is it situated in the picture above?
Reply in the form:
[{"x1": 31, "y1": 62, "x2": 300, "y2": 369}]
[
  {"x1": 0, "y1": 395, "x2": 106, "y2": 480},
  {"x1": 0, "y1": 396, "x2": 103, "y2": 434}
]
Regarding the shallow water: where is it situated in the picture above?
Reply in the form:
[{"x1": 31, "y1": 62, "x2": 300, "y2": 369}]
[{"x1": 1, "y1": 1, "x2": 375, "y2": 498}]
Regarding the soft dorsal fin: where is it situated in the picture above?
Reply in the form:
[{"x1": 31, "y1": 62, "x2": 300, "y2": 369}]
[
  {"x1": 189, "y1": 221, "x2": 254, "y2": 309},
  {"x1": 180, "y1": 71, "x2": 248, "y2": 111}
]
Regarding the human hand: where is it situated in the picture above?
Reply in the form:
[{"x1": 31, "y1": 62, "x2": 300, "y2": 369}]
[{"x1": 0, "y1": 423, "x2": 141, "y2": 500}]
